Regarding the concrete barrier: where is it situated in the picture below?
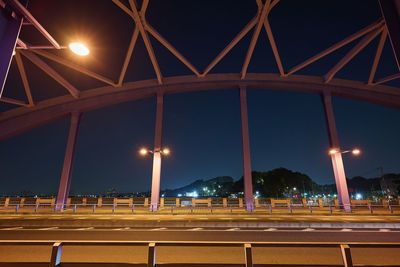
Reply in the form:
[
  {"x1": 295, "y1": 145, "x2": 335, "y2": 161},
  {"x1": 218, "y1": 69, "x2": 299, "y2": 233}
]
[
  {"x1": 36, "y1": 198, "x2": 55, "y2": 206},
  {"x1": 113, "y1": 198, "x2": 133, "y2": 207},
  {"x1": 270, "y1": 198, "x2": 291, "y2": 207},
  {"x1": 192, "y1": 198, "x2": 211, "y2": 207},
  {"x1": 351, "y1": 199, "x2": 371, "y2": 207}
]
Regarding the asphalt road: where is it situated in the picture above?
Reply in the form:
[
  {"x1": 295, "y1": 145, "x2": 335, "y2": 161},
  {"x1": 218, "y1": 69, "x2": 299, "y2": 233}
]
[{"x1": 0, "y1": 226, "x2": 400, "y2": 243}]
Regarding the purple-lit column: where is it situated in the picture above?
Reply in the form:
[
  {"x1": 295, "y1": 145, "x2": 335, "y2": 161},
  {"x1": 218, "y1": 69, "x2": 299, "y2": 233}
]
[
  {"x1": 56, "y1": 112, "x2": 81, "y2": 211},
  {"x1": 239, "y1": 86, "x2": 254, "y2": 212},
  {"x1": 0, "y1": 4, "x2": 23, "y2": 97},
  {"x1": 321, "y1": 92, "x2": 351, "y2": 212},
  {"x1": 150, "y1": 92, "x2": 164, "y2": 211}
]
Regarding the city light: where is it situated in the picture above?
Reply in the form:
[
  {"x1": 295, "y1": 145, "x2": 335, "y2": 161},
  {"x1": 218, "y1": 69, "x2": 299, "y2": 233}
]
[
  {"x1": 356, "y1": 193, "x2": 362, "y2": 200},
  {"x1": 139, "y1": 148, "x2": 148, "y2": 155},
  {"x1": 352, "y1": 148, "x2": 361, "y2": 155},
  {"x1": 69, "y1": 42, "x2": 90, "y2": 56},
  {"x1": 162, "y1": 148, "x2": 170, "y2": 155}
]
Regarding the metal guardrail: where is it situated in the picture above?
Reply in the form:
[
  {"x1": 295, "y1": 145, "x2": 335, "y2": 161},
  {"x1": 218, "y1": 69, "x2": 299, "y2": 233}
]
[
  {"x1": 0, "y1": 240, "x2": 399, "y2": 266},
  {"x1": 0, "y1": 203, "x2": 399, "y2": 215}
]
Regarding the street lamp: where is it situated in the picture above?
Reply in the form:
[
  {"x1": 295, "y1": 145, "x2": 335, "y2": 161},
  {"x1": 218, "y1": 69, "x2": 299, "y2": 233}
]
[
  {"x1": 139, "y1": 147, "x2": 170, "y2": 156},
  {"x1": 69, "y1": 42, "x2": 90, "y2": 56},
  {"x1": 329, "y1": 148, "x2": 361, "y2": 156},
  {"x1": 139, "y1": 147, "x2": 170, "y2": 211}
]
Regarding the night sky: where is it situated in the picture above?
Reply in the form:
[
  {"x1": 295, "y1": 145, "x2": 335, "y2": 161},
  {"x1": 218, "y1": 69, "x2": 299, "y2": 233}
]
[{"x1": 1, "y1": 0, "x2": 399, "y2": 195}]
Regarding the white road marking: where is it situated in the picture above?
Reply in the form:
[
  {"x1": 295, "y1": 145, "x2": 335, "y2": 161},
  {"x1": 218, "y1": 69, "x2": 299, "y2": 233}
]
[
  {"x1": 341, "y1": 228, "x2": 353, "y2": 232},
  {"x1": 187, "y1": 227, "x2": 203, "y2": 231},
  {"x1": 76, "y1": 227, "x2": 94, "y2": 230},
  {"x1": 38, "y1": 227, "x2": 58, "y2": 230},
  {"x1": 0, "y1": 227, "x2": 23, "y2": 230},
  {"x1": 226, "y1": 228, "x2": 240, "y2": 231},
  {"x1": 302, "y1": 228, "x2": 315, "y2": 231},
  {"x1": 379, "y1": 229, "x2": 391, "y2": 232},
  {"x1": 264, "y1": 228, "x2": 277, "y2": 231},
  {"x1": 150, "y1": 227, "x2": 167, "y2": 231}
]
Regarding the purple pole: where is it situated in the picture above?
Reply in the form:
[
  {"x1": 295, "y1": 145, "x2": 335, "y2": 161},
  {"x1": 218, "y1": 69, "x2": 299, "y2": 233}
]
[
  {"x1": 56, "y1": 112, "x2": 81, "y2": 211},
  {"x1": 239, "y1": 86, "x2": 254, "y2": 212},
  {"x1": 150, "y1": 92, "x2": 164, "y2": 211},
  {"x1": 0, "y1": 4, "x2": 23, "y2": 97},
  {"x1": 321, "y1": 92, "x2": 351, "y2": 212}
]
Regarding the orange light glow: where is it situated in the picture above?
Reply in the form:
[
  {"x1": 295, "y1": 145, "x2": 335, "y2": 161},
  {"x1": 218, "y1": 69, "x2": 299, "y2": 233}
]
[
  {"x1": 139, "y1": 148, "x2": 148, "y2": 155},
  {"x1": 329, "y1": 149, "x2": 338, "y2": 155},
  {"x1": 69, "y1": 42, "x2": 90, "y2": 56},
  {"x1": 162, "y1": 148, "x2": 170, "y2": 155},
  {"x1": 352, "y1": 148, "x2": 361, "y2": 155}
]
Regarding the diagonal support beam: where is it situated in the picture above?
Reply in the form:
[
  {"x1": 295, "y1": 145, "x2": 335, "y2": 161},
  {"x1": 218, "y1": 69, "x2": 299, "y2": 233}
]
[
  {"x1": 7, "y1": 0, "x2": 61, "y2": 49},
  {"x1": 145, "y1": 23, "x2": 201, "y2": 77},
  {"x1": 20, "y1": 50, "x2": 80, "y2": 98},
  {"x1": 129, "y1": 0, "x2": 162, "y2": 84},
  {"x1": 255, "y1": 0, "x2": 284, "y2": 75},
  {"x1": 324, "y1": 27, "x2": 383, "y2": 83},
  {"x1": 31, "y1": 49, "x2": 116, "y2": 87},
  {"x1": 373, "y1": 72, "x2": 400, "y2": 85},
  {"x1": 241, "y1": 0, "x2": 271, "y2": 79},
  {"x1": 15, "y1": 52, "x2": 34, "y2": 106},
  {"x1": 0, "y1": 97, "x2": 29, "y2": 106},
  {"x1": 287, "y1": 19, "x2": 384, "y2": 76},
  {"x1": 368, "y1": 28, "x2": 387, "y2": 85},
  {"x1": 118, "y1": 27, "x2": 140, "y2": 86},
  {"x1": 111, "y1": 0, "x2": 134, "y2": 19},
  {"x1": 202, "y1": 16, "x2": 258, "y2": 77}
]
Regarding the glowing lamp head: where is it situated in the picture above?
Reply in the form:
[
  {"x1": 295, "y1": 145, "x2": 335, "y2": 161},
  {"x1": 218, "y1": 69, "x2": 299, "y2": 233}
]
[
  {"x1": 162, "y1": 148, "x2": 170, "y2": 155},
  {"x1": 329, "y1": 149, "x2": 338, "y2": 155},
  {"x1": 352, "y1": 148, "x2": 361, "y2": 155},
  {"x1": 139, "y1": 148, "x2": 148, "y2": 155},
  {"x1": 69, "y1": 42, "x2": 90, "y2": 56}
]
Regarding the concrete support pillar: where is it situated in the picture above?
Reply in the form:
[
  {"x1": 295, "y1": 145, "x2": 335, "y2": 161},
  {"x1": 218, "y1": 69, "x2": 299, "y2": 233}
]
[
  {"x1": 223, "y1": 198, "x2": 227, "y2": 207},
  {"x1": 150, "y1": 92, "x2": 164, "y2": 211},
  {"x1": 176, "y1": 198, "x2": 180, "y2": 207},
  {"x1": 56, "y1": 112, "x2": 81, "y2": 211},
  {"x1": 0, "y1": 4, "x2": 23, "y2": 97},
  {"x1": 239, "y1": 198, "x2": 244, "y2": 208},
  {"x1": 321, "y1": 93, "x2": 351, "y2": 212},
  {"x1": 239, "y1": 86, "x2": 254, "y2": 212},
  {"x1": 97, "y1": 197, "x2": 102, "y2": 207}
]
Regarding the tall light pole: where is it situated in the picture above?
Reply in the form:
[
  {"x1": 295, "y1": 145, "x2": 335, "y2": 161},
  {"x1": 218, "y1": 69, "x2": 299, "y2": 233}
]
[
  {"x1": 139, "y1": 147, "x2": 170, "y2": 211},
  {"x1": 328, "y1": 147, "x2": 361, "y2": 208}
]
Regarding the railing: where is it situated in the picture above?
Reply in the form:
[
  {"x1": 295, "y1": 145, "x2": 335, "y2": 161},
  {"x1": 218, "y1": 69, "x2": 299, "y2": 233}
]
[
  {"x1": 0, "y1": 240, "x2": 399, "y2": 266},
  {"x1": 0, "y1": 203, "x2": 399, "y2": 215}
]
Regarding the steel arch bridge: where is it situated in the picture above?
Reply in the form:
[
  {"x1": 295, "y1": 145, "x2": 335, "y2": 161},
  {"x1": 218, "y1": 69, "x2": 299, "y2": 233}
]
[{"x1": 1, "y1": 0, "x2": 400, "y2": 212}]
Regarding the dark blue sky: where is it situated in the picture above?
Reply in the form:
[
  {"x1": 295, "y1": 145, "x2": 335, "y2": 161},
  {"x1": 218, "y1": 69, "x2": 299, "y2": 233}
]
[{"x1": 0, "y1": 0, "x2": 399, "y2": 195}]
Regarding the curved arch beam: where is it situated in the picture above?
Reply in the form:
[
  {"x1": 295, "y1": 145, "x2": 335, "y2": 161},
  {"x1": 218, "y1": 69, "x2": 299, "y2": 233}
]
[{"x1": 1, "y1": 73, "x2": 400, "y2": 141}]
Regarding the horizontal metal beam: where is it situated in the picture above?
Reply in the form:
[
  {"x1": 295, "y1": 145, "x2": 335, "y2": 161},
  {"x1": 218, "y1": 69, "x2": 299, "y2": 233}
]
[{"x1": 1, "y1": 73, "x2": 400, "y2": 141}]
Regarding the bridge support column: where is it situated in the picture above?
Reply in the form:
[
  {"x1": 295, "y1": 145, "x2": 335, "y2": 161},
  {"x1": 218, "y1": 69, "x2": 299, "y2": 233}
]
[
  {"x1": 150, "y1": 92, "x2": 164, "y2": 211},
  {"x1": 56, "y1": 112, "x2": 81, "y2": 211},
  {"x1": 321, "y1": 93, "x2": 351, "y2": 212},
  {"x1": 0, "y1": 3, "x2": 23, "y2": 97},
  {"x1": 239, "y1": 86, "x2": 254, "y2": 212}
]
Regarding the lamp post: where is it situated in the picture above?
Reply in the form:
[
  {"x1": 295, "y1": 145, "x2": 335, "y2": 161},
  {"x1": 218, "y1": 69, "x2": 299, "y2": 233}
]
[
  {"x1": 139, "y1": 147, "x2": 170, "y2": 211},
  {"x1": 328, "y1": 147, "x2": 361, "y2": 211},
  {"x1": 329, "y1": 148, "x2": 361, "y2": 156}
]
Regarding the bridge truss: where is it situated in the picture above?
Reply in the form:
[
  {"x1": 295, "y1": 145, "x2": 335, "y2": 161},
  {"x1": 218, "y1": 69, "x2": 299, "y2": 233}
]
[{"x1": 1, "y1": 0, "x2": 400, "y2": 211}]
